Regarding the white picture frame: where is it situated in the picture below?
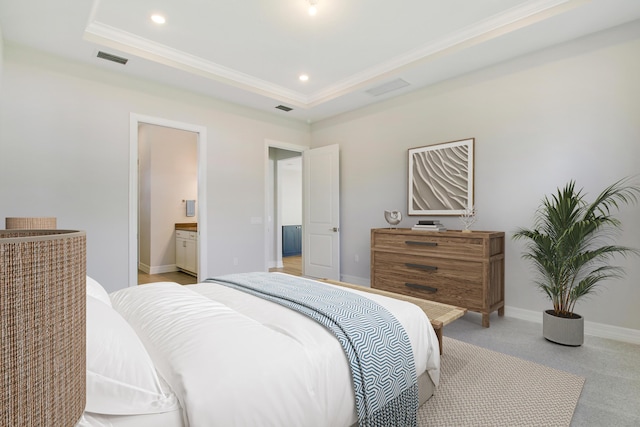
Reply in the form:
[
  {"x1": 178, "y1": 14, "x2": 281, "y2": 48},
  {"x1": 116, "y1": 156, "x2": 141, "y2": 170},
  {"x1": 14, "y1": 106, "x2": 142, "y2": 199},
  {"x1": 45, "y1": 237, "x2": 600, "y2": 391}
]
[{"x1": 408, "y1": 138, "x2": 475, "y2": 216}]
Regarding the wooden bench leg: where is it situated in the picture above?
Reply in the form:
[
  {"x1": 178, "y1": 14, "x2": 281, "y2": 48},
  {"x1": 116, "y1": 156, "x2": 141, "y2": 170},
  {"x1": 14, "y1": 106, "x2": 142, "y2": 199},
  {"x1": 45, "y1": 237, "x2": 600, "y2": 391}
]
[{"x1": 435, "y1": 326, "x2": 443, "y2": 355}]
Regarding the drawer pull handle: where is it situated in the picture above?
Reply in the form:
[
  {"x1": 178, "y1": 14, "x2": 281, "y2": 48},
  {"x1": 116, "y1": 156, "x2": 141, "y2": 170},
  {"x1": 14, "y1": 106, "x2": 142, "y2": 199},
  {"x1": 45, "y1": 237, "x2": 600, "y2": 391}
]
[
  {"x1": 405, "y1": 240, "x2": 437, "y2": 247},
  {"x1": 405, "y1": 283, "x2": 438, "y2": 293},
  {"x1": 405, "y1": 263, "x2": 438, "y2": 271}
]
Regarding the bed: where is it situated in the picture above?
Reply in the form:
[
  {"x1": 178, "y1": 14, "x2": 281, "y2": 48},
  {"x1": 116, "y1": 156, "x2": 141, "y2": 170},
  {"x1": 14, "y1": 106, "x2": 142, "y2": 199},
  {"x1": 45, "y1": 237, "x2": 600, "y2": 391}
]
[{"x1": 78, "y1": 272, "x2": 440, "y2": 427}]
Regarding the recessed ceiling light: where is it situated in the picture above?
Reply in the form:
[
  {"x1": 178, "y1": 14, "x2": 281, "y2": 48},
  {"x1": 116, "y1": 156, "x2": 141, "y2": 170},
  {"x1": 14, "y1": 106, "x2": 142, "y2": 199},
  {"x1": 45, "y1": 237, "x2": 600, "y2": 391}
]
[
  {"x1": 299, "y1": 74, "x2": 309, "y2": 82},
  {"x1": 151, "y1": 14, "x2": 166, "y2": 24},
  {"x1": 307, "y1": 0, "x2": 319, "y2": 16}
]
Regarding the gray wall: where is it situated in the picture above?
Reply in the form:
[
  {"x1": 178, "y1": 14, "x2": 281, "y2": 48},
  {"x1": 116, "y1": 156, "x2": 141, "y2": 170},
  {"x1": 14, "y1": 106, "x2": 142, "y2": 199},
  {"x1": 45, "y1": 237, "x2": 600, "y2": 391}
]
[
  {"x1": 280, "y1": 157, "x2": 302, "y2": 226},
  {"x1": 0, "y1": 24, "x2": 3, "y2": 85},
  {"x1": 311, "y1": 21, "x2": 640, "y2": 331},
  {"x1": 0, "y1": 44, "x2": 310, "y2": 292},
  {"x1": 1, "y1": 22, "x2": 639, "y2": 333}
]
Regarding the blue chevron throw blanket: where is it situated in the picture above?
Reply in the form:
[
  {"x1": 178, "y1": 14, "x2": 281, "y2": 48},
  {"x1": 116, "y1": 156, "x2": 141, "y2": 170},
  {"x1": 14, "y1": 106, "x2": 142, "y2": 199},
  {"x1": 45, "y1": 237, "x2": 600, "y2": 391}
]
[{"x1": 207, "y1": 272, "x2": 418, "y2": 427}]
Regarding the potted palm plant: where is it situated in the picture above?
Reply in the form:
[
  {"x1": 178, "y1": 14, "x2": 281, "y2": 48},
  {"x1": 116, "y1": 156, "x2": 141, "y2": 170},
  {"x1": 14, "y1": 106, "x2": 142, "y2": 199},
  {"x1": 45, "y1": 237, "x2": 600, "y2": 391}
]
[{"x1": 513, "y1": 178, "x2": 639, "y2": 346}]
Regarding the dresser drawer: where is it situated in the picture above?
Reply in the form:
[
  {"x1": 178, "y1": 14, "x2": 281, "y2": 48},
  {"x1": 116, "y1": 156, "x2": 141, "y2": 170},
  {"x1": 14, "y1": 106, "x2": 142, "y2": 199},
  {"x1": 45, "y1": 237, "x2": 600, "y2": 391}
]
[
  {"x1": 176, "y1": 230, "x2": 197, "y2": 240},
  {"x1": 372, "y1": 251, "x2": 484, "y2": 308},
  {"x1": 372, "y1": 231, "x2": 487, "y2": 258},
  {"x1": 370, "y1": 228, "x2": 505, "y2": 327},
  {"x1": 374, "y1": 251, "x2": 483, "y2": 283}
]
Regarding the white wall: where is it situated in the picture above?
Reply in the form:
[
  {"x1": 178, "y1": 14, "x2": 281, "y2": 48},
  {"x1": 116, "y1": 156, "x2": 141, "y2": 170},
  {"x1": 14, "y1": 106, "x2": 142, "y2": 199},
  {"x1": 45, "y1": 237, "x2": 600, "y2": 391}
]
[
  {"x1": 0, "y1": 43, "x2": 311, "y2": 292},
  {"x1": 311, "y1": 21, "x2": 640, "y2": 331},
  {"x1": 138, "y1": 124, "x2": 152, "y2": 268},
  {"x1": 280, "y1": 157, "x2": 302, "y2": 226},
  {"x1": 0, "y1": 24, "x2": 4, "y2": 87},
  {"x1": 1, "y1": 22, "x2": 638, "y2": 333}
]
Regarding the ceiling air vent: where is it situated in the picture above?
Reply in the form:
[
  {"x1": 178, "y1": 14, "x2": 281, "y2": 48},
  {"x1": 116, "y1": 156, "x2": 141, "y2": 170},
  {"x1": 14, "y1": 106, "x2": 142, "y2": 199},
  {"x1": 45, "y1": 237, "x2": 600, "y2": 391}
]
[
  {"x1": 366, "y1": 78, "x2": 410, "y2": 96},
  {"x1": 275, "y1": 105, "x2": 293, "y2": 112},
  {"x1": 97, "y1": 51, "x2": 129, "y2": 65}
]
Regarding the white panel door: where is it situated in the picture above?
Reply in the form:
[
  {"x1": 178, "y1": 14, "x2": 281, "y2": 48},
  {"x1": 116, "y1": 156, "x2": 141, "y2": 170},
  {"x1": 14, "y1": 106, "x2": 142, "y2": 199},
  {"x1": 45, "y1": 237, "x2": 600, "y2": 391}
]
[{"x1": 303, "y1": 144, "x2": 340, "y2": 280}]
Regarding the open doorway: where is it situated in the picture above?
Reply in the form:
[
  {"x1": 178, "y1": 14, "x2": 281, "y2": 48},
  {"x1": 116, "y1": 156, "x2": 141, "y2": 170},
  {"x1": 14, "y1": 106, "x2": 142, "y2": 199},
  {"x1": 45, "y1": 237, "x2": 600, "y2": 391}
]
[
  {"x1": 265, "y1": 141, "x2": 305, "y2": 276},
  {"x1": 137, "y1": 124, "x2": 198, "y2": 285},
  {"x1": 129, "y1": 114, "x2": 208, "y2": 287},
  {"x1": 268, "y1": 147, "x2": 303, "y2": 276},
  {"x1": 264, "y1": 142, "x2": 341, "y2": 280}
]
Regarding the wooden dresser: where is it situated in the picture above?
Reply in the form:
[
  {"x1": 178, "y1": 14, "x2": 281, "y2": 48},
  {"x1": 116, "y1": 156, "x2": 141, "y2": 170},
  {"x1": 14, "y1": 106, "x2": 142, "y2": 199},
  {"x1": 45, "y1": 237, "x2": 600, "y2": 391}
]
[{"x1": 370, "y1": 228, "x2": 505, "y2": 327}]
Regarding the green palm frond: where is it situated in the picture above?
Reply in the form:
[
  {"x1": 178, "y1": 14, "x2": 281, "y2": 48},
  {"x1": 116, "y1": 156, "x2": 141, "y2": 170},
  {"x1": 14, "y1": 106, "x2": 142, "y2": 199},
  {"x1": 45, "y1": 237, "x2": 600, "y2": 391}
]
[{"x1": 513, "y1": 177, "x2": 640, "y2": 316}]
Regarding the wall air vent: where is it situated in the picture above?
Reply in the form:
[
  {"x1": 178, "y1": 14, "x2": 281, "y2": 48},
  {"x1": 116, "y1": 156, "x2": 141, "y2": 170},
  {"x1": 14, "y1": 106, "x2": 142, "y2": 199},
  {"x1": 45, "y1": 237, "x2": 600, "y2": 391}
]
[
  {"x1": 366, "y1": 78, "x2": 410, "y2": 96},
  {"x1": 97, "y1": 51, "x2": 129, "y2": 65},
  {"x1": 275, "y1": 105, "x2": 293, "y2": 112}
]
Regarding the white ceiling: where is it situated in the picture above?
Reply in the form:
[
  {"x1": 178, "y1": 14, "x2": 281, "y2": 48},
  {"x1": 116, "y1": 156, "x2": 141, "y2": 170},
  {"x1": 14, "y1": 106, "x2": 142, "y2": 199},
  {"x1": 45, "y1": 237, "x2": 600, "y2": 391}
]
[{"x1": 1, "y1": 0, "x2": 640, "y2": 123}]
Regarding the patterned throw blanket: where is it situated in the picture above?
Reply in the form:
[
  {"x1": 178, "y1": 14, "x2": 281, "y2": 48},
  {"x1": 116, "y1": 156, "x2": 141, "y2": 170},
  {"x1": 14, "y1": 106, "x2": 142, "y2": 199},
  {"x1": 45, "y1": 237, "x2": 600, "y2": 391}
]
[{"x1": 206, "y1": 272, "x2": 418, "y2": 427}]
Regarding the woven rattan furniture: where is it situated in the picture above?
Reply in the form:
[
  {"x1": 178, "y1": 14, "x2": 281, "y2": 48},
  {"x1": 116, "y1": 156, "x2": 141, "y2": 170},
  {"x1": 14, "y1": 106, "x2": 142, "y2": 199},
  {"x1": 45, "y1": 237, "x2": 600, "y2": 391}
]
[
  {"x1": 5, "y1": 217, "x2": 57, "y2": 229},
  {"x1": 1, "y1": 229, "x2": 86, "y2": 427},
  {"x1": 320, "y1": 278, "x2": 466, "y2": 354}
]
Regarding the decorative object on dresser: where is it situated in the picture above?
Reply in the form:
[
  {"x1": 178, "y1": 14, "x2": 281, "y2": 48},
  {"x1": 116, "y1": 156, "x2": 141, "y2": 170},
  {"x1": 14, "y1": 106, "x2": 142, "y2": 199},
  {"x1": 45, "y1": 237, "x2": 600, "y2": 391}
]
[
  {"x1": 383, "y1": 210, "x2": 402, "y2": 228},
  {"x1": 1, "y1": 229, "x2": 86, "y2": 427},
  {"x1": 459, "y1": 205, "x2": 477, "y2": 232},
  {"x1": 371, "y1": 228, "x2": 505, "y2": 327},
  {"x1": 513, "y1": 178, "x2": 640, "y2": 346},
  {"x1": 412, "y1": 219, "x2": 447, "y2": 231},
  {"x1": 408, "y1": 138, "x2": 474, "y2": 216}
]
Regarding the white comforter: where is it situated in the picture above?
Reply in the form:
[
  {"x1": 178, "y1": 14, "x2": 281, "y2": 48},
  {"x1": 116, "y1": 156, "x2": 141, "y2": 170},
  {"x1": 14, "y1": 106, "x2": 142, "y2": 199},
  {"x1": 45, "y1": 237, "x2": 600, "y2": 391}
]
[{"x1": 110, "y1": 274, "x2": 440, "y2": 427}]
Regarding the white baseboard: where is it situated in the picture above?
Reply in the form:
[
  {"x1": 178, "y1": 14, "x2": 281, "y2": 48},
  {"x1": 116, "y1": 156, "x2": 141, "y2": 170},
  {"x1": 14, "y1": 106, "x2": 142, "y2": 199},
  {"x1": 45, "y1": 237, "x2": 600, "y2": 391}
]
[
  {"x1": 504, "y1": 306, "x2": 542, "y2": 323},
  {"x1": 146, "y1": 264, "x2": 177, "y2": 275},
  {"x1": 138, "y1": 262, "x2": 151, "y2": 274},
  {"x1": 506, "y1": 305, "x2": 640, "y2": 345},
  {"x1": 267, "y1": 260, "x2": 284, "y2": 269},
  {"x1": 339, "y1": 274, "x2": 370, "y2": 287}
]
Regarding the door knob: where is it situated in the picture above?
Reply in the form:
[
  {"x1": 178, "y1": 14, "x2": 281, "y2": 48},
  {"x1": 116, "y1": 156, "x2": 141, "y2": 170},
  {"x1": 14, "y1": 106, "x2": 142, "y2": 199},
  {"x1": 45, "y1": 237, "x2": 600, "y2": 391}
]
[{"x1": 330, "y1": 227, "x2": 339, "y2": 232}]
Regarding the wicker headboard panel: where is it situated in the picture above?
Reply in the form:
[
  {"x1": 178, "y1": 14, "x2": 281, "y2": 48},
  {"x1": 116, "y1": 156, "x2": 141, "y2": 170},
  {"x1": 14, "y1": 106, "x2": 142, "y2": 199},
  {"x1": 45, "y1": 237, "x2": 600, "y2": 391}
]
[{"x1": 1, "y1": 229, "x2": 86, "y2": 426}]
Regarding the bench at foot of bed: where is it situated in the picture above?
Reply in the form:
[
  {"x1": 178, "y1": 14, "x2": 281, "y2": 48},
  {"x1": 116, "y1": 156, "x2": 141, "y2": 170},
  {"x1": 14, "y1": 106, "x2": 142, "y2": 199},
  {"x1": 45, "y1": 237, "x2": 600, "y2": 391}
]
[{"x1": 319, "y1": 278, "x2": 466, "y2": 355}]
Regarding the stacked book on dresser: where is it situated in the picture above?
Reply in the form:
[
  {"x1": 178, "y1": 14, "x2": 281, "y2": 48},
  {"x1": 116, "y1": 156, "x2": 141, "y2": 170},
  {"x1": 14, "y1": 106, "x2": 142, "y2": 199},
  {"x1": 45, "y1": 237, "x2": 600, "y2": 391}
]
[{"x1": 412, "y1": 220, "x2": 447, "y2": 231}]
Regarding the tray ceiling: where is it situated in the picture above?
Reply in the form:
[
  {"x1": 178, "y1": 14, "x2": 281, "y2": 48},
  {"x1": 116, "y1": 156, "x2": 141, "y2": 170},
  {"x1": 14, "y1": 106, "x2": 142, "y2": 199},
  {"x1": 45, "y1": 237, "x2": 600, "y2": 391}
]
[{"x1": 1, "y1": 0, "x2": 640, "y2": 122}]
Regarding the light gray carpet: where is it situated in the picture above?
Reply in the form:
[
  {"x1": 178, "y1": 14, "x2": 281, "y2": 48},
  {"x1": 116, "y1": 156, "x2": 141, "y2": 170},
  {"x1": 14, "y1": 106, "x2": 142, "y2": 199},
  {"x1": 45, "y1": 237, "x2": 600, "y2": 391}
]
[
  {"x1": 418, "y1": 337, "x2": 584, "y2": 426},
  {"x1": 444, "y1": 312, "x2": 640, "y2": 426}
]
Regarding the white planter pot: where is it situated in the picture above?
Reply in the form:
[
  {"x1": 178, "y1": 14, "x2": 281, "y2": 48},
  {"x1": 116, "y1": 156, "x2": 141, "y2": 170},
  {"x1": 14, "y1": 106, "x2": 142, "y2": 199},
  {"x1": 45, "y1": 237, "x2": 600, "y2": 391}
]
[{"x1": 542, "y1": 310, "x2": 584, "y2": 346}]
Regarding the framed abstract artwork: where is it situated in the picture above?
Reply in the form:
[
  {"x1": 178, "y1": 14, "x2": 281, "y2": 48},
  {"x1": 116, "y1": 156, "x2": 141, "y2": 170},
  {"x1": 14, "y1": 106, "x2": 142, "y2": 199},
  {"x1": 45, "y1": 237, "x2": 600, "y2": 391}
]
[{"x1": 408, "y1": 138, "x2": 475, "y2": 215}]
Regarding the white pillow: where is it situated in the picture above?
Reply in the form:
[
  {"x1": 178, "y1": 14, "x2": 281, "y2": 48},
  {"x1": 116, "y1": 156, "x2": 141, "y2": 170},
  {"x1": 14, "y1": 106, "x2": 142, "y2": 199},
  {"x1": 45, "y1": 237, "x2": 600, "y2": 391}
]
[
  {"x1": 86, "y1": 276, "x2": 112, "y2": 307},
  {"x1": 86, "y1": 295, "x2": 180, "y2": 415}
]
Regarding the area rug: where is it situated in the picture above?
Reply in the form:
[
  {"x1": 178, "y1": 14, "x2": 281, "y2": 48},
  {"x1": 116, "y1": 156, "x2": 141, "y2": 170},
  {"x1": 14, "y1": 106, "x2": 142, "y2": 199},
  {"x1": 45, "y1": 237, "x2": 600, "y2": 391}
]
[{"x1": 418, "y1": 338, "x2": 585, "y2": 426}]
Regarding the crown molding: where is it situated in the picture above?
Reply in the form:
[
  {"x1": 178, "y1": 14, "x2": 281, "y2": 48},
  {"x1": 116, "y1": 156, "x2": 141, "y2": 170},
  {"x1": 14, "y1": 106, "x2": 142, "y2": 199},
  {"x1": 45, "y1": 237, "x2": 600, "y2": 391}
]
[
  {"x1": 306, "y1": 0, "x2": 579, "y2": 106},
  {"x1": 84, "y1": 0, "x2": 579, "y2": 109},
  {"x1": 84, "y1": 21, "x2": 310, "y2": 107}
]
